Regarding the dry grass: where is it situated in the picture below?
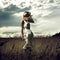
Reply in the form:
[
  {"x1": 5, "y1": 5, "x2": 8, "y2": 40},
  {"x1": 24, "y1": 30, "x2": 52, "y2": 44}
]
[{"x1": 0, "y1": 37, "x2": 60, "y2": 60}]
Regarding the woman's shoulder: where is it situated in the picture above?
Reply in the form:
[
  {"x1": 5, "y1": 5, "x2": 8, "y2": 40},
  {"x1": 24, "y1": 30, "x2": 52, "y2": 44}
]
[
  {"x1": 21, "y1": 20, "x2": 25, "y2": 26},
  {"x1": 21, "y1": 20, "x2": 24, "y2": 24}
]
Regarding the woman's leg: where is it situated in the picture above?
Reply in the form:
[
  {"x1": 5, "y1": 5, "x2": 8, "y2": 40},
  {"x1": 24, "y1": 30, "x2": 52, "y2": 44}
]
[
  {"x1": 23, "y1": 31, "x2": 33, "y2": 49},
  {"x1": 23, "y1": 38, "x2": 28, "y2": 49},
  {"x1": 28, "y1": 32, "x2": 33, "y2": 47}
]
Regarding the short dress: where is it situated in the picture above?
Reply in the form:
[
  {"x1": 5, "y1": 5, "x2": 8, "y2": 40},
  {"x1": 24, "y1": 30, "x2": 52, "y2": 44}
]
[{"x1": 23, "y1": 21, "x2": 33, "y2": 49}]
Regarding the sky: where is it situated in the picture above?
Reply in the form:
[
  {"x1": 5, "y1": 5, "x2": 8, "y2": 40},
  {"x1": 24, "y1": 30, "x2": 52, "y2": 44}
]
[{"x1": 0, "y1": 0, "x2": 60, "y2": 38}]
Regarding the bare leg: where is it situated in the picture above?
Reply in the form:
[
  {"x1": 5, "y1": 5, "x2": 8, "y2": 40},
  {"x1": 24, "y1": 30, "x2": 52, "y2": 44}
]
[{"x1": 23, "y1": 39, "x2": 28, "y2": 49}]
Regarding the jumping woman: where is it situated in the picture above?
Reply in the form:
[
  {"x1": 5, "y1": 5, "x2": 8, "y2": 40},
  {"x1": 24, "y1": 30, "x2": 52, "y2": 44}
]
[{"x1": 21, "y1": 11, "x2": 34, "y2": 50}]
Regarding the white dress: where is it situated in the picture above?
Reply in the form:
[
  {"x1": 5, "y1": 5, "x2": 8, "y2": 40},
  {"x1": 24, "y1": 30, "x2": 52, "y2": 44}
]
[{"x1": 23, "y1": 21, "x2": 33, "y2": 49}]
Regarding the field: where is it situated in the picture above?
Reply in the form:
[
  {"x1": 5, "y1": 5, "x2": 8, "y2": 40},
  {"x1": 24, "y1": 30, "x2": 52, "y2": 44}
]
[{"x1": 0, "y1": 35, "x2": 60, "y2": 60}]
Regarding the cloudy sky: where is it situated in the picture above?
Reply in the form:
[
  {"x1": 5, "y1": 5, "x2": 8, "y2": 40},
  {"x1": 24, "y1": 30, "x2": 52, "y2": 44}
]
[{"x1": 0, "y1": 0, "x2": 60, "y2": 37}]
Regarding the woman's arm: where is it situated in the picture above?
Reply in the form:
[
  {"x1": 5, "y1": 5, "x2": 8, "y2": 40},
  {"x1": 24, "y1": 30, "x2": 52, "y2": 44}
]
[
  {"x1": 21, "y1": 20, "x2": 24, "y2": 39},
  {"x1": 28, "y1": 16, "x2": 34, "y2": 23}
]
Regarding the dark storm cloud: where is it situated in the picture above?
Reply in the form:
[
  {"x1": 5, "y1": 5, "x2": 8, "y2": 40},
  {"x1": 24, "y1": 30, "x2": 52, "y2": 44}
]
[
  {"x1": 0, "y1": 4, "x2": 31, "y2": 19},
  {"x1": 0, "y1": 4, "x2": 20, "y2": 20},
  {"x1": 0, "y1": 11, "x2": 12, "y2": 20},
  {"x1": 2, "y1": 0, "x2": 9, "y2": 5},
  {"x1": 49, "y1": 0, "x2": 54, "y2": 3},
  {"x1": 0, "y1": 4, "x2": 31, "y2": 26},
  {"x1": 4, "y1": 4, "x2": 20, "y2": 13},
  {"x1": 4, "y1": 4, "x2": 31, "y2": 13}
]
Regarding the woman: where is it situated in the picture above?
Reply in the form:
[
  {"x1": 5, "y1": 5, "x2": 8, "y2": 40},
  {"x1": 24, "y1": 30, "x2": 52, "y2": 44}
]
[{"x1": 21, "y1": 11, "x2": 34, "y2": 50}]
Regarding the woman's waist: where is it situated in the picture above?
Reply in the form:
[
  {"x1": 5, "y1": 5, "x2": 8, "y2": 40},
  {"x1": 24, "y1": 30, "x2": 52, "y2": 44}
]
[
  {"x1": 24, "y1": 28, "x2": 32, "y2": 33},
  {"x1": 24, "y1": 28, "x2": 31, "y2": 31}
]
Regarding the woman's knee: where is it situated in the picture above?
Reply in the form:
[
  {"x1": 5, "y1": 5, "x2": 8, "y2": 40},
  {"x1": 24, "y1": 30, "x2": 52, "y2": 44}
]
[{"x1": 25, "y1": 39, "x2": 28, "y2": 44}]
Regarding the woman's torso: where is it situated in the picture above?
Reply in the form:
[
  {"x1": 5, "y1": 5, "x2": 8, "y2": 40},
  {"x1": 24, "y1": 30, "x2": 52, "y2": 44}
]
[
  {"x1": 24, "y1": 21, "x2": 30, "y2": 29},
  {"x1": 24, "y1": 21, "x2": 32, "y2": 34}
]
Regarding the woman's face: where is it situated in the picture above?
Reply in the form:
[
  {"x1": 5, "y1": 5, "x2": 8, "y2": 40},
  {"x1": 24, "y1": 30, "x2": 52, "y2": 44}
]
[
  {"x1": 23, "y1": 12, "x2": 32, "y2": 21},
  {"x1": 23, "y1": 16, "x2": 31, "y2": 21},
  {"x1": 24, "y1": 17, "x2": 29, "y2": 21}
]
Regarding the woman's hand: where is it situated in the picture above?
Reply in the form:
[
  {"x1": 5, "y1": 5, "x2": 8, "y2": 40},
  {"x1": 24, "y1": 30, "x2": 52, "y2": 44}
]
[{"x1": 21, "y1": 34, "x2": 24, "y2": 40}]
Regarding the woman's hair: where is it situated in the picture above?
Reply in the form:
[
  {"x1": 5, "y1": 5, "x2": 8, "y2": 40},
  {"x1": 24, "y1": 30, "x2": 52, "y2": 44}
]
[
  {"x1": 22, "y1": 11, "x2": 34, "y2": 23},
  {"x1": 23, "y1": 11, "x2": 31, "y2": 17}
]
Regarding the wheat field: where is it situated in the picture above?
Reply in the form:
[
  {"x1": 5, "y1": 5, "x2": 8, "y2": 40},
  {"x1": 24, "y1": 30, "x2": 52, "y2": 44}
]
[{"x1": 0, "y1": 36, "x2": 60, "y2": 60}]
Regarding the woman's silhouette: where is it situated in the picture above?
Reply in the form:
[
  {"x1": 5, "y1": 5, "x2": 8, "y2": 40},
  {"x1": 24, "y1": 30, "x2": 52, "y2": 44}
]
[{"x1": 21, "y1": 11, "x2": 34, "y2": 50}]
